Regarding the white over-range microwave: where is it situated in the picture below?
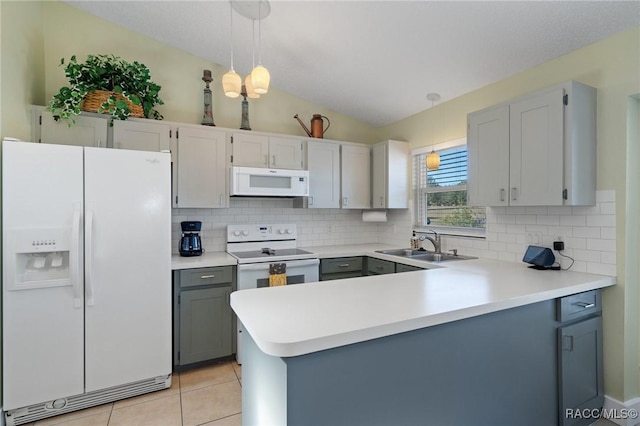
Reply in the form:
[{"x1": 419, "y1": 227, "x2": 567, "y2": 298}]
[{"x1": 230, "y1": 166, "x2": 309, "y2": 197}]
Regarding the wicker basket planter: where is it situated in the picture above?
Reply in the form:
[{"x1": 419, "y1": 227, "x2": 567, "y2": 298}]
[
  {"x1": 82, "y1": 90, "x2": 144, "y2": 118},
  {"x1": 48, "y1": 54, "x2": 163, "y2": 125}
]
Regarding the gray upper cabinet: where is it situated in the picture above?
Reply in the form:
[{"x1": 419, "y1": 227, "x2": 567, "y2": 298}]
[
  {"x1": 174, "y1": 126, "x2": 228, "y2": 208},
  {"x1": 231, "y1": 132, "x2": 304, "y2": 170},
  {"x1": 467, "y1": 81, "x2": 596, "y2": 207},
  {"x1": 372, "y1": 140, "x2": 409, "y2": 209},
  {"x1": 341, "y1": 144, "x2": 371, "y2": 209},
  {"x1": 37, "y1": 109, "x2": 108, "y2": 148},
  {"x1": 112, "y1": 119, "x2": 171, "y2": 152},
  {"x1": 306, "y1": 140, "x2": 341, "y2": 208}
]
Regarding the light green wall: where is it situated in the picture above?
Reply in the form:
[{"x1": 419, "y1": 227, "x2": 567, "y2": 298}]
[
  {"x1": 378, "y1": 26, "x2": 640, "y2": 403},
  {"x1": 0, "y1": 0, "x2": 45, "y2": 140},
  {"x1": 39, "y1": 1, "x2": 379, "y2": 144},
  {"x1": 1, "y1": 0, "x2": 639, "y2": 405}
]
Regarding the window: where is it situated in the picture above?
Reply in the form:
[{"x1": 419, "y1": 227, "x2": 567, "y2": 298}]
[{"x1": 413, "y1": 139, "x2": 485, "y2": 234}]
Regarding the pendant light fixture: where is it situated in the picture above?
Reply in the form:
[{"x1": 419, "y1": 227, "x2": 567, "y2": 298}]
[
  {"x1": 222, "y1": 2, "x2": 242, "y2": 98},
  {"x1": 426, "y1": 93, "x2": 441, "y2": 171},
  {"x1": 250, "y1": 0, "x2": 270, "y2": 94},
  {"x1": 244, "y1": 19, "x2": 260, "y2": 99},
  {"x1": 227, "y1": 1, "x2": 270, "y2": 97}
]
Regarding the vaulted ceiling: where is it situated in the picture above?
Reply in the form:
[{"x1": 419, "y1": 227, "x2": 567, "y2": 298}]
[{"x1": 65, "y1": 1, "x2": 640, "y2": 127}]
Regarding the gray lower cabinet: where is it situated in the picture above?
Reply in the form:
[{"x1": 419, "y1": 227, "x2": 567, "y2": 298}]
[
  {"x1": 173, "y1": 266, "x2": 236, "y2": 368},
  {"x1": 320, "y1": 257, "x2": 364, "y2": 281},
  {"x1": 366, "y1": 257, "x2": 395, "y2": 275},
  {"x1": 557, "y1": 290, "x2": 604, "y2": 426},
  {"x1": 395, "y1": 263, "x2": 426, "y2": 273}
]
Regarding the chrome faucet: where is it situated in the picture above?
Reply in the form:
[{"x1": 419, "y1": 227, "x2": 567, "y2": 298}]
[{"x1": 417, "y1": 230, "x2": 441, "y2": 254}]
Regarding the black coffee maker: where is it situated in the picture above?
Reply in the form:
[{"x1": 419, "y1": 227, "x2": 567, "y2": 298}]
[{"x1": 179, "y1": 221, "x2": 204, "y2": 257}]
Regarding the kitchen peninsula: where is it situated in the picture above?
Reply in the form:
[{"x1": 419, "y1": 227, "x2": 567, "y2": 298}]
[{"x1": 230, "y1": 257, "x2": 615, "y2": 426}]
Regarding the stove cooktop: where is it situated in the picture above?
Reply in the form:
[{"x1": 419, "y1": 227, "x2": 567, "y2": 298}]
[{"x1": 228, "y1": 248, "x2": 317, "y2": 264}]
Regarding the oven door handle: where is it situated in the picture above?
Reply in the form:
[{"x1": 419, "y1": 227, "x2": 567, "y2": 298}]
[{"x1": 237, "y1": 258, "x2": 319, "y2": 271}]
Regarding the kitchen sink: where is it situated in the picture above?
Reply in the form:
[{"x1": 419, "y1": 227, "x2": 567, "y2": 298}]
[{"x1": 375, "y1": 248, "x2": 477, "y2": 262}]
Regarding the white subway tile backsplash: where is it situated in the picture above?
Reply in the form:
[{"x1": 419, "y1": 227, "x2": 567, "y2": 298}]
[
  {"x1": 536, "y1": 215, "x2": 560, "y2": 226},
  {"x1": 586, "y1": 215, "x2": 616, "y2": 227},
  {"x1": 560, "y1": 215, "x2": 586, "y2": 226}
]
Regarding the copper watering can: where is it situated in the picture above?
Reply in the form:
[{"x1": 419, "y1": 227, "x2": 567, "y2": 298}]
[{"x1": 293, "y1": 114, "x2": 331, "y2": 138}]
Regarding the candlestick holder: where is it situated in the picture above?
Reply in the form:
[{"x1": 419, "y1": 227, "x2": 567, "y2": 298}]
[
  {"x1": 240, "y1": 85, "x2": 251, "y2": 130},
  {"x1": 201, "y1": 70, "x2": 215, "y2": 126}
]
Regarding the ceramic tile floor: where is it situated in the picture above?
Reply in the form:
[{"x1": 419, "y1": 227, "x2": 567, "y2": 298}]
[{"x1": 25, "y1": 360, "x2": 242, "y2": 426}]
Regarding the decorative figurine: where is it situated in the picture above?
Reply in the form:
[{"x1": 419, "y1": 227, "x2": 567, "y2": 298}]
[
  {"x1": 240, "y1": 85, "x2": 251, "y2": 130},
  {"x1": 201, "y1": 70, "x2": 215, "y2": 126}
]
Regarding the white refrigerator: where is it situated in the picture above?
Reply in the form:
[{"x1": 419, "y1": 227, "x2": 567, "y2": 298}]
[{"x1": 2, "y1": 140, "x2": 172, "y2": 425}]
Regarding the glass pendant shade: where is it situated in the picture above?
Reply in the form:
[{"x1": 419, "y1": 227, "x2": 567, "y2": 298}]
[
  {"x1": 245, "y1": 74, "x2": 261, "y2": 99},
  {"x1": 426, "y1": 150, "x2": 440, "y2": 170},
  {"x1": 223, "y1": 70, "x2": 242, "y2": 98},
  {"x1": 251, "y1": 65, "x2": 270, "y2": 94}
]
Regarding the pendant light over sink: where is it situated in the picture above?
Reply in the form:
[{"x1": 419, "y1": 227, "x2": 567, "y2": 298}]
[
  {"x1": 224, "y1": 0, "x2": 271, "y2": 99},
  {"x1": 426, "y1": 93, "x2": 441, "y2": 171}
]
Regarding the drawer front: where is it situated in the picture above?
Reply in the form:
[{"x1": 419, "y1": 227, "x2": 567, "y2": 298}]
[
  {"x1": 557, "y1": 289, "x2": 602, "y2": 322},
  {"x1": 320, "y1": 271, "x2": 363, "y2": 281},
  {"x1": 179, "y1": 266, "x2": 233, "y2": 288},
  {"x1": 366, "y1": 258, "x2": 395, "y2": 275},
  {"x1": 396, "y1": 263, "x2": 426, "y2": 273},
  {"x1": 321, "y1": 257, "x2": 363, "y2": 274}
]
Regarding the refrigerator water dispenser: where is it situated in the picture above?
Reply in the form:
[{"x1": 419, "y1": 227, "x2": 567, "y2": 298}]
[{"x1": 6, "y1": 228, "x2": 75, "y2": 290}]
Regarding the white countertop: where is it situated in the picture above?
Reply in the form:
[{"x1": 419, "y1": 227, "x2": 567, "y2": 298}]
[
  {"x1": 171, "y1": 252, "x2": 237, "y2": 270},
  {"x1": 230, "y1": 250, "x2": 615, "y2": 358}
]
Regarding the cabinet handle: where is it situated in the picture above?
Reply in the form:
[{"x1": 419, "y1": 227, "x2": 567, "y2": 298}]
[
  {"x1": 375, "y1": 266, "x2": 383, "y2": 270},
  {"x1": 573, "y1": 301, "x2": 595, "y2": 309},
  {"x1": 343, "y1": 197, "x2": 348, "y2": 207},
  {"x1": 500, "y1": 189, "x2": 505, "y2": 202},
  {"x1": 219, "y1": 194, "x2": 224, "y2": 207},
  {"x1": 309, "y1": 196, "x2": 314, "y2": 206},
  {"x1": 562, "y1": 335, "x2": 574, "y2": 352},
  {"x1": 338, "y1": 264, "x2": 350, "y2": 268},
  {"x1": 380, "y1": 196, "x2": 384, "y2": 206},
  {"x1": 511, "y1": 187, "x2": 518, "y2": 201},
  {"x1": 200, "y1": 274, "x2": 215, "y2": 279}
]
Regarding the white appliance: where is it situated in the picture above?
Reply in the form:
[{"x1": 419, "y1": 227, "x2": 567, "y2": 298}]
[
  {"x1": 230, "y1": 166, "x2": 309, "y2": 197},
  {"x1": 2, "y1": 140, "x2": 172, "y2": 426},
  {"x1": 227, "y1": 224, "x2": 319, "y2": 363}
]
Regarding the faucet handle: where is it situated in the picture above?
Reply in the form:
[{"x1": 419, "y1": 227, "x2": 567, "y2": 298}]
[{"x1": 449, "y1": 249, "x2": 458, "y2": 256}]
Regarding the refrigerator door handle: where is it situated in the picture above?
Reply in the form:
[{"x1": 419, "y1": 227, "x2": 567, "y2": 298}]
[
  {"x1": 71, "y1": 205, "x2": 83, "y2": 308},
  {"x1": 85, "y1": 210, "x2": 95, "y2": 307}
]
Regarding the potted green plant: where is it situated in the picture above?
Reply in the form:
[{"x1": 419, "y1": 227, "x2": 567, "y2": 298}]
[{"x1": 48, "y1": 54, "x2": 164, "y2": 125}]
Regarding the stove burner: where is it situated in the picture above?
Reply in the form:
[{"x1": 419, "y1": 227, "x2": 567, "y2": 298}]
[{"x1": 261, "y1": 248, "x2": 276, "y2": 255}]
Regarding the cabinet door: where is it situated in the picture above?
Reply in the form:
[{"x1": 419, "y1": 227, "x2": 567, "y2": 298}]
[
  {"x1": 509, "y1": 88, "x2": 564, "y2": 206},
  {"x1": 558, "y1": 316, "x2": 604, "y2": 426},
  {"x1": 269, "y1": 136, "x2": 304, "y2": 170},
  {"x1": 307, "y1": 140, "x2": 340, "y2": 208},
  {"x1": 176, "y1": 127, "x2": 227, "y2": 208},
  {"x1": 40, "y1": 111, "x2": 108, "y2": 148},
  {"x1": 341, "y1": 144, "x2": 371, "y2": 209},
  {"x1": 467, "y1": 105, "x2": 509, "y2": 207},
  {"x1": 179, "y1": 286, "x2": 233, "y2": 365},
  {"x1": 112, "y1": 120, "x2": 171, "y2": 152},
  {"x1": 231, "y1": 133, "x2": 269, "y2": 167},
  {"x1": 371, "y1": 142, "x2": 387, "y2": 208}
]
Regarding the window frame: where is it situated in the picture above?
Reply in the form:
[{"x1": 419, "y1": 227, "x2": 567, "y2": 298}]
[{"x1": 411, "y1": 137, "x2": 486, "y2": 238}]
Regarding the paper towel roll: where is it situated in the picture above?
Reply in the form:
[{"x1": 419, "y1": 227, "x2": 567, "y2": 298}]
[{"x1": 362, "y1": 210, "x2": 387, "y2": 222}]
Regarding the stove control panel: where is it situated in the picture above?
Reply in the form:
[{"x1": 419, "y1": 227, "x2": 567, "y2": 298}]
[{"x1": 227, "y1": 224, "x2": 297, "y2": 242}]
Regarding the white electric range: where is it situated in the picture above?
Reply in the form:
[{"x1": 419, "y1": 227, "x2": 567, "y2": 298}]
[{"x1": 226, "y1": 223, "x2": 319, "y2": 363}]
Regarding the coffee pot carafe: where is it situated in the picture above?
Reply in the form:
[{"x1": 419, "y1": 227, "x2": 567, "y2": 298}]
[
  {"x1": 293, "y1": 113, "x2": 330, "y2": 138},
  {"x1": 179, "y1": 221, "x2": 204, "y2": 257}
]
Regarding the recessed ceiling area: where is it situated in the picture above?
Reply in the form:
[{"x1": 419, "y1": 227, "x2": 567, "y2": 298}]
[{"x1": 64, "y1": 1, "x2": 640, "y2": 127}]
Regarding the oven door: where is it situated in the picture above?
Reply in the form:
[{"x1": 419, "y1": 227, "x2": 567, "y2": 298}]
[
  {"x1": 235, "y1": 258, "x2": 319, "y2": 364},
  {"x1": 236, "y1": 258, "x2": 319, "y2": 290}
]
